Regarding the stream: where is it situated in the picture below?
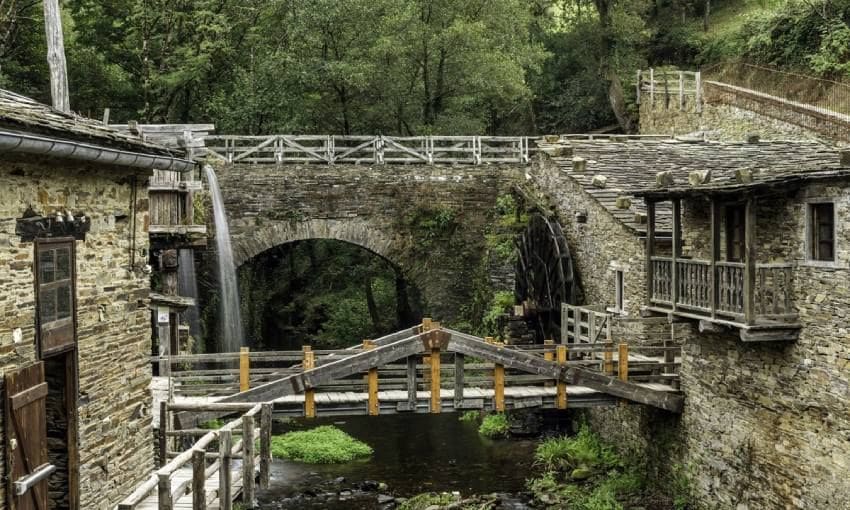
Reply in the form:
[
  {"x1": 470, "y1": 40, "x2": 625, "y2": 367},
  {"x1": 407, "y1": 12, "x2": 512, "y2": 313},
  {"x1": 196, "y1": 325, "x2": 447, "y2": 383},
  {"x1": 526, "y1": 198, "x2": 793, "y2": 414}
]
[{"x1": 256, "y1": 413, "x2": 559, "y2": 509}]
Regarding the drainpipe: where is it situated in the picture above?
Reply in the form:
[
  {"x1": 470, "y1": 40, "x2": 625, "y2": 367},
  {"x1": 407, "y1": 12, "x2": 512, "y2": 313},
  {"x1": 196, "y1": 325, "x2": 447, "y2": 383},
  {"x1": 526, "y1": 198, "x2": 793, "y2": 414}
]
[{"x1": 0, "y1": 130, "x2": 196, "y2": 173}]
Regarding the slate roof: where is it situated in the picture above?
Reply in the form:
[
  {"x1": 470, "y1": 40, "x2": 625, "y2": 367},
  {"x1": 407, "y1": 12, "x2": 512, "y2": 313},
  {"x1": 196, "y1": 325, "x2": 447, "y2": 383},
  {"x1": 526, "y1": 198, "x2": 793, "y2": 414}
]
[
  {"x1": 0, "y1": 89, "x2": 176, "y2": 156},
  {"x1": 539, "y1": 137, "x2": 843, "y2": 236}
]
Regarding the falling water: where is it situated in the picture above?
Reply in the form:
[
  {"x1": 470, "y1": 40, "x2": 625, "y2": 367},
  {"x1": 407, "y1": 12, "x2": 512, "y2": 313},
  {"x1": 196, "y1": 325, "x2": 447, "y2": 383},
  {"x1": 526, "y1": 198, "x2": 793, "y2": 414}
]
[
  {"x1": 177, "y1": 248, "x2": 201, "y2": 340},
  {"x1": 203, "y1": 165, "x2": 244, "y2": 352}
]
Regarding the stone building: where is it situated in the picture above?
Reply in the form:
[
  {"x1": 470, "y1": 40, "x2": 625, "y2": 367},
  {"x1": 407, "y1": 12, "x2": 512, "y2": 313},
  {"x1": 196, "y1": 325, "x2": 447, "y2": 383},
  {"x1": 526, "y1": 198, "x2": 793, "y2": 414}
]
[
  {"x1": 532, "y1": 136, "x2": 850, "y2": 508},
  {"x1": 0, "y1": 89, "x2": 194, "y2": 509}
]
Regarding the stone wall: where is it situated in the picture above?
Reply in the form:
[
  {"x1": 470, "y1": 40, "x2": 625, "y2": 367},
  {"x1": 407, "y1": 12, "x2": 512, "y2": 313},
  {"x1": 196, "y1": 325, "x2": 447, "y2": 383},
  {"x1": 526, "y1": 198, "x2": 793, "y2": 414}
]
[
  {"x1": 0, "y1": 157, "x2": 154, "y2": 509},
  {"x1": 212, "y1": 163, "x2": 524, "y2": 326},
  {"x1": 640, "y1": 82, "x2": 850, "y2": 144}
]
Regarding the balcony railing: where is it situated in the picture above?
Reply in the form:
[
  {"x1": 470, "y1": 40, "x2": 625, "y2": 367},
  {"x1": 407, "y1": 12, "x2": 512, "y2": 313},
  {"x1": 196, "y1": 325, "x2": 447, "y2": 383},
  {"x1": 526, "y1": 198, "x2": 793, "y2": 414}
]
[{"x1": 649, "y1": 257, "x2": 795, "y2": 322}]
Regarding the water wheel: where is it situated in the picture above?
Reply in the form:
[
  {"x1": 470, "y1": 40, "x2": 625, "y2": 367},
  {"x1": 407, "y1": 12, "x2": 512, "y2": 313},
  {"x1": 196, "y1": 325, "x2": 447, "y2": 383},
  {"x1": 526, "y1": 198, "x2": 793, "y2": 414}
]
[{"x1": 515, "y1": 213, "x2": 577, "y2": 341}]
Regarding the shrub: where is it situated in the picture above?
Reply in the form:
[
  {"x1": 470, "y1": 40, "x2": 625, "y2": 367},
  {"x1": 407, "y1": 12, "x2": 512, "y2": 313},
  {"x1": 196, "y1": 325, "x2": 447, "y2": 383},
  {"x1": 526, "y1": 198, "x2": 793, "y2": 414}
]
[
  {"x1": 199, "y1": 418, "x2": 225, "y2": 430},
  {"x1": 459, "y1": 410, "x2": 480, "y2": 423},
  {"x1": 534, "y1": 423, "x2": 620, "y2": 474},
  {"x1": 478, "y1": 413, "x2": 510, "y2": 439},
  {"x1": 270, "y1": 425, "x2": 373, "y2": 463}
]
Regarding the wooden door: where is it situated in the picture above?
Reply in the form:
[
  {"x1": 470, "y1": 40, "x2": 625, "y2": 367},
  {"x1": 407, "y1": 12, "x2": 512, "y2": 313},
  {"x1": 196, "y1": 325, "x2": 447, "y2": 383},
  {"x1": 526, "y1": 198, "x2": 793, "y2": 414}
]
[{"x1": 5, "y1": 362, "x2": 48, "y2": 510}]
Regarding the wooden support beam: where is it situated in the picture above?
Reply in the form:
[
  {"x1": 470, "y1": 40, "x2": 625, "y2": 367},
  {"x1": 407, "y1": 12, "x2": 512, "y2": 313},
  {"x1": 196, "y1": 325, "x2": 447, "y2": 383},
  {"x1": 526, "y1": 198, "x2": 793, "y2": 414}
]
[
  {"x1": 454, "y1": 353, "x2": 465, "y2": 408},
  {"x1": 242, "y1": 415, "x2": 256, "y2": 507},
  {"x1": 556, "y1": 346, "x2": 567, "y2": 409},
  {"x1": 159, "y1": 401, "x2": 168, "y2": 468},
  {"x1": 192, "y1": 449, "x2": 206, "y2": 510},
  {"x1": 744, "y1": 197, "x2": 757, "y2": 325},
  {"x1": 494, "y1": 363, "x2": 505, "y2": 412},
  {"x1": 259, "y1": 404, "x2": 272, "y2": 489},
  {"x1": 430, "y1": 347, "x2": 441, "y2": 414},
  {"x1": 218, "y1": 429, "x2": 232, "y2": 510},
  {"x1": 364, "y1": 340, "x2": 379, "y2": 416},
  {"x1": 303, "y1": 346, "x2": 316, "y2": 418},
  {"x1": 710, "y1": 199, "x2": 719, "y2": 319},
  {"x1": 618, "y1": 343, "x2": 629, "y2": 382},
  {"x1": 406, "y1": 356, "x2": 417, "y2": 410},
  {"x1": 672, "y1": 199, "x2": 682, "y2": 310},
  {"x1": 543, "y1": 340, "x2": 554, "y2": 387},
  {"x1": 157, "y1": 471, "x2": 173, "y2": 510},
  {"x1": 240, "y1": 347, "x2": 250, "y2": 392},
  {"x1": 646, "y1": 200, "x2": 656, "y2": 302}
]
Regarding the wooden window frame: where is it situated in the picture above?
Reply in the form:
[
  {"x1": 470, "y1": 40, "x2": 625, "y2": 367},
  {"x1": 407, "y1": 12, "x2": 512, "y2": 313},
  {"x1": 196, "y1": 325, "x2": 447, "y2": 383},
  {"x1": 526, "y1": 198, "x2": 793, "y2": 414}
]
[
  {"x1": 805, "y1": 200, "x2": 839, "y2": 267},
  {"x1": 34, "y1": 237, "x2": 77, "y2": 358}
]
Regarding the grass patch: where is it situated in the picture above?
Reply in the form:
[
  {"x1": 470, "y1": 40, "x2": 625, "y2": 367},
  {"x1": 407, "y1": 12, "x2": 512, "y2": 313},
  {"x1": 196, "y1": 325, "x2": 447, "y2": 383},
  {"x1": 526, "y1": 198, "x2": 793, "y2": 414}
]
[
  {"x1": 478, "y1": 413, "x2": 510, "y2": 439},
  {"x1": 534, "y1": 423, "x2": 620, "y2": 474},
  {"x1": 199, "y1": 418, "x2": 225, "y2": 430},
  {"x1": 398, "y1": 492, "x2": 458, "y2": 510},
  {"x1": 459, "y1": 410, "x2": 480, "y2": 423},
  {"x1": 270, "y1": 425, "x2": 373, "y2": 464}
]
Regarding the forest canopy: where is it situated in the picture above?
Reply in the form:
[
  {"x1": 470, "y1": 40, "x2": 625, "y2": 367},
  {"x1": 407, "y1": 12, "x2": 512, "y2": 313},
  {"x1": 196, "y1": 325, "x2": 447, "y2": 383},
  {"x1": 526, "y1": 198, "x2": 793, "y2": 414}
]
[{"x1": 1, "y1": 0, "x2": 848, "y2": 134}]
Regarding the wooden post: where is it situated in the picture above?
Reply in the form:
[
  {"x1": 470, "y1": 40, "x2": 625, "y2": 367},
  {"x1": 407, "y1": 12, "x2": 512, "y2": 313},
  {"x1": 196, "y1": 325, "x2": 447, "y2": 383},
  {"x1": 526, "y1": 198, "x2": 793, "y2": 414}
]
[
  {"x1": 159, "y1": 401, "x2": 168, "y2": 468},
  {"x1": 744, "y1": 197, "x2": 757, "y2": 325},
  {"x1": 618, "y1": 343, "x2": 629, "y2": 382},
  {"x1": 406, "y1": 356, "x2": 417, "y2": 411},
  {"x1": 364, "y1": 340, "x2": 379, "y2": 416},
  {"x1": 303, "y1": 346, "x2": 316, "y2": 418},
  {"x1": 430, "y1": 347, "x2": 441, "y2": 413},
  {"x1": 242, "y1": 415, "x2": 256, "y2": 507},
  {"x1": 192, "y1": 449, "x2": 206, "y2": 510},
  {"x1": 649, "y1": 68, "x2": 655, "y2": 105},
  {"x1": 260, "y1": 404, "x2": 272, "y2": 489},
  {"x1": 636, "y1": 69, "x2": 642, "y2": 105},
  {"x1": 157, "y1": 472, "x2": 173, "y2": 510},
  {"x1": 544, "y1": 340, "x2": 554, "y2": 387},
  {"x1": 646, "y1": 200, "x2": 656, "y2": 303},
  {"x1": 695, "y1": 71, "x2": 703, "y2": 113},
  {"x1": 219, "y1": 429, "x2": 232, "y2": 510},
  {"x1": 494, "y1": 362, "x2": 505, "y2": 412},
  {"x1": 679, "y1": 71, "x2": 685, "y2": 111},
  {"x1": 710, "y1": 198, "x2": 719, "y2": 318},
  {"x1": 603, "y1": 341, "x2": 614, "y2": 376},
  {"x1": 43, "y1": 0, "x2": 70, "y2": 112},
  {"x1": 672, "y1": 199, "x2": 682, "y2": 310},
  {"x1": 454, "y1": 353, "x2": 465, "y2": 408},
  {"x1": 556, "y1": 345, "x2": 567, "y2": 409},
  {"x1": 240, "y1": 347, "x2": 250, "y2": 392}
]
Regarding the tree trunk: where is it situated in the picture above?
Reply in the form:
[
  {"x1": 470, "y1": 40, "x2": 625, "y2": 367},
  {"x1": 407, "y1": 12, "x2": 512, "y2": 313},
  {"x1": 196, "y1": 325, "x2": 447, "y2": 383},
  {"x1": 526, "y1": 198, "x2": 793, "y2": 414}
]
[
  {"x1": 594, "y1": 0, "x2": 635, "y2": 133},
  {"x1": 394, "y1": 273, "x2": 416, "y2": 328},
  {"x1": 43, "y1": 0, "x2": 70, "y2": 112},
  {"x1": 365, "y1": 277, "x2": 380, "y2": 330},
  {"x1": 703, "y1": 0, "x2": 711, "y2": 32}
]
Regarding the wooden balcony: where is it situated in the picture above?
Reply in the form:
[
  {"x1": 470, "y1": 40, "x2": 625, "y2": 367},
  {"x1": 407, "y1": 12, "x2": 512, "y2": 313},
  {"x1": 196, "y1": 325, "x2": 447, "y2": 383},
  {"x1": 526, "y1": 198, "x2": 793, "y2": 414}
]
[{"x1": 644, "y1": 197, "x2": 800, "y2": 342}]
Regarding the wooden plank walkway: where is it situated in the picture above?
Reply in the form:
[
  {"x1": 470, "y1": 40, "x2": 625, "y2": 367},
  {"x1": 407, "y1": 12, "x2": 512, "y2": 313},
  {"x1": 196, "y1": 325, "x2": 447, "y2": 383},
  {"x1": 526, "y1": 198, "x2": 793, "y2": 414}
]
[{"x1": 134, "y1": 460, "x2": 257, "y2": 509}]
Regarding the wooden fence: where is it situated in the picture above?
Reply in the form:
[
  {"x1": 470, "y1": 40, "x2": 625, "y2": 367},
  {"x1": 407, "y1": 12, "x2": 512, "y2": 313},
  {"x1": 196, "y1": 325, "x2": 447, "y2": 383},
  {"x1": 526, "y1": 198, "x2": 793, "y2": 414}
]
[
  {"x1": 637, "y1": 69, "x2": 702, "y2": 112},
  {"x1": 118, "y1": 403, "x2": 272, "y2": 510},
  {"x1": 197, "y1": 135, "x2": 532, "y2": 165}
]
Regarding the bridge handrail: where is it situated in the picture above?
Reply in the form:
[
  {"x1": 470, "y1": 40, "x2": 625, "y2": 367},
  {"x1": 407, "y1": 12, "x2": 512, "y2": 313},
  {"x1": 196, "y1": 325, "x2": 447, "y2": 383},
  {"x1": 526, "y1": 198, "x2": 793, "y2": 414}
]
[{"x1": 198, "y1": 134, "x2": 534, "y2": 165}]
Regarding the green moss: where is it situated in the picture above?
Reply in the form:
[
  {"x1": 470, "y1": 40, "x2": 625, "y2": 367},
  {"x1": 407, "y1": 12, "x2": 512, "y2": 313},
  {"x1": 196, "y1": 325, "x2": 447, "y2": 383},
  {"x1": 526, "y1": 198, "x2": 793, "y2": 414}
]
[
  {"x1": 270, "y1": 425, "x2": 373, "y2": 464},
  {"x1": 478, "y1": 413, "x2": 510, "y2": 439},
  {"x1": 480, "y1": 290, "x2": 515, "y2": 338},
  {"x1": 533, "y1": 424, "x2": 621, "y2": 473},
  {"x1": 398, "y1": 492, "x2": 458, "y2": 510},
  {"x1": 459, "y1": 410, "x2": 480, "y2": 423}
]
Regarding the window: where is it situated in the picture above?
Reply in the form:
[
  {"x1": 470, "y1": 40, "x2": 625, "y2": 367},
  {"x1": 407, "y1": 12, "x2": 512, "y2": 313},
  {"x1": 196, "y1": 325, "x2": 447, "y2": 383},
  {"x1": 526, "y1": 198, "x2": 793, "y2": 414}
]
[
  {"x1": 809, "y1": 203, "x2": 835, "y2": 262},
  {"x1": 725, "y1": 205, "x2": 746, "y2": 262},
  {"x1": 36, "y1": 239, "x2": 76, "y2": 356},
  {"x1": 614, "y1": 270, "x2": 624, "y2": 313}
]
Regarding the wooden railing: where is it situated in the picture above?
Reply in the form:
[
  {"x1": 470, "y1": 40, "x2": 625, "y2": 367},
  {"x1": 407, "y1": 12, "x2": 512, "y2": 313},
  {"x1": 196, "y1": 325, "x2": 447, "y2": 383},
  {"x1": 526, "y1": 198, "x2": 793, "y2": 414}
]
[
  {"x1": 561, "y1": 304, "x2": 611, "y2": 344},
  {"x1": 637, "y1": 69, "x2": 702, "y2": 112},
  {"x1": 649, "y1": 257, "x2": 795, "y2": 321},
  {"x1": 118, "y1": 403, "x2": 272, "y2": 510},
  {"x1": 197, "y1": 135, "x2": 532, "y2": 165}
]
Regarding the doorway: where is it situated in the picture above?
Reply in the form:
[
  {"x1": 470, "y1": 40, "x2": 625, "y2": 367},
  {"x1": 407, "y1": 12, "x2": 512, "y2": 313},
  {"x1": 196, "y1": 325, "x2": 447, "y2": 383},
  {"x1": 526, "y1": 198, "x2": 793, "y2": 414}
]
[{"x1": 43, "y1": 351, "x2": 78, "y2": 510}]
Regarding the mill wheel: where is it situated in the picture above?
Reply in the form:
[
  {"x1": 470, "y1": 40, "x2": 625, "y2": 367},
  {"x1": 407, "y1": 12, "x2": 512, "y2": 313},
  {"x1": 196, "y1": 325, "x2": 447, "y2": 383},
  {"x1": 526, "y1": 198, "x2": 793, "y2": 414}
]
[{"x1": 515, "y1": 213, "x2": 577, "y2": 341}]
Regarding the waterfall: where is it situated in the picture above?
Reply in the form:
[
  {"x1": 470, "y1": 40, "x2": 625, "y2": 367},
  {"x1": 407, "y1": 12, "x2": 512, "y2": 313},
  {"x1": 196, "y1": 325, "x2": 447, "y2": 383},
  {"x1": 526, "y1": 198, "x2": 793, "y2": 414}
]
[
  {"x1": 177, "y1": 248, "x2": 201, "y2": 340},
  {"x1": 203, "y1": 165, "x2": 244, "y2": 352}
]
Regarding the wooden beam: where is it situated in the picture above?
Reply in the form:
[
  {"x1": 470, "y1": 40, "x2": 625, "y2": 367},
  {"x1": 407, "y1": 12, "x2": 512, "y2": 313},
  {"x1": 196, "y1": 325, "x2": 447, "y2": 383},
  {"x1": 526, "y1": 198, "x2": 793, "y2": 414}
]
[
  {"x1": 240, "y1": 347, "x2": 250, "y2": 392},
  {"x1": 543, "y1": 340, "x2": 554, "y2": 387},
  {"x1": 646, "y1": 200, "x2": 656, "y2": 302},
  {"x1": 242, "y1": 415, "x2": 256, "y2": 507},
  {"x1": 259, "y1": 404, "x2": 272, "y2": 489},
  {"x1": 192, "y1": 449, "x2": 206, "y2": 510},
  {"x1": 556, "y1": 346, "x2": 567, "y2": 409},
  {"x1": 157, "y1": 471, "x2": 173, "y2": 510},
  {"x1": 430, "y1": 347, "x2": 441, "y2": 414},
  {"x1": 219, "y1": 429, "x2": 232, "y2": 510},
  {"x1": 43, "y1": 0, "x2": 70, "y2": 112},
  {"x1": 494, "y1": 363, "x2": 505, "y2": 412},
  {"x1": 303, "y1": 346, "x2": 315, "y2": 418},
  {"x1": 672, "y1": 199, "x2": 682, "y2": 310},
  {"x1": 159, "y1": 401, "x2": 168, "y2": 468},
  {"x1": 364, "y1": 340, "x2": 379, "y2": 416},
  {"x1": 743, "y1": 197, "x2": 757, "y2": 325},
  {"x1": 618, "y1": 343, "x2": 629, "y2": 381},
  {"x1": 454, "y1": 353, "x2": 465, "y2": 408},
  {"x1": 710, "y1": 199, "x2": 719, "y2": 318},
  {"x1": 406, "y1": 356, "x2": 417, "y2": 410}
]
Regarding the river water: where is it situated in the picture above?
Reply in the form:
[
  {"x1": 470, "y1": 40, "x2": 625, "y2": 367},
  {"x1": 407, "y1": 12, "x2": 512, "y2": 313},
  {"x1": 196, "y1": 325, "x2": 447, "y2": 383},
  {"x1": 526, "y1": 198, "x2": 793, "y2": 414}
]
[{"x1": 257, "y1": 413, "x2": 550, "y2": 508}]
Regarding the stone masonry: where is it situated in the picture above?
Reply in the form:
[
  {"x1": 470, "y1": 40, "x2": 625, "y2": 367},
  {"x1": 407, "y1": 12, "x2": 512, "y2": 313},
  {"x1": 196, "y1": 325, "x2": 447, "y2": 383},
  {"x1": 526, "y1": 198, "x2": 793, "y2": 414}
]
[
  {"x1": 212, "y1": 163, "x2": 525, "y2": 325},
  {"x1": 0, "y1": 157, "x2": 154, "y2": 509}
]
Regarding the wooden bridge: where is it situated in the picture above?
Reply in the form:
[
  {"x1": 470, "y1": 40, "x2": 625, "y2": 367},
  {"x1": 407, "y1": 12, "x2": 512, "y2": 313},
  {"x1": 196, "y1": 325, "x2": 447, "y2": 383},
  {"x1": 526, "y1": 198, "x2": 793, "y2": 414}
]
[{"x1": 126, "y1": 320, "x2": 683, "y2": 509}]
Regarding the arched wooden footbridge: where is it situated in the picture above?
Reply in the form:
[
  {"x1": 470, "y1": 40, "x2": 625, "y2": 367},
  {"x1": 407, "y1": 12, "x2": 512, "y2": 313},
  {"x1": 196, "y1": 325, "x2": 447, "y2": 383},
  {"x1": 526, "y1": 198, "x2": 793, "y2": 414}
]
[{"x1": 122, "y1": 320, "x2": 682, "y2": 509}]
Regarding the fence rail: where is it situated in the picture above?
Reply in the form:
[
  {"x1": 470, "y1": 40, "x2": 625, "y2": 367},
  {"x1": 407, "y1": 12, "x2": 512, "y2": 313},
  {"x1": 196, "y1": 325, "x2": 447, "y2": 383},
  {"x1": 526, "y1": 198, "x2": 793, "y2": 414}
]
[
  {"x1": 197, "y1": 135, "x2": 533, "y2": 165},
  {"x1": 637, "y1": 69, "x2": 702, "y2": 112}
]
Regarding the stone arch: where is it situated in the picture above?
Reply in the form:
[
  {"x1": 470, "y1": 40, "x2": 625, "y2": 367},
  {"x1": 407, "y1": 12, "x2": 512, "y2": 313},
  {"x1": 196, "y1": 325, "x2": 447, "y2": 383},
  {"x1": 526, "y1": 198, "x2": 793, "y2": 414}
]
[{"x1": 231, "y1": 218, "x2": 397, "y2": 268}]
